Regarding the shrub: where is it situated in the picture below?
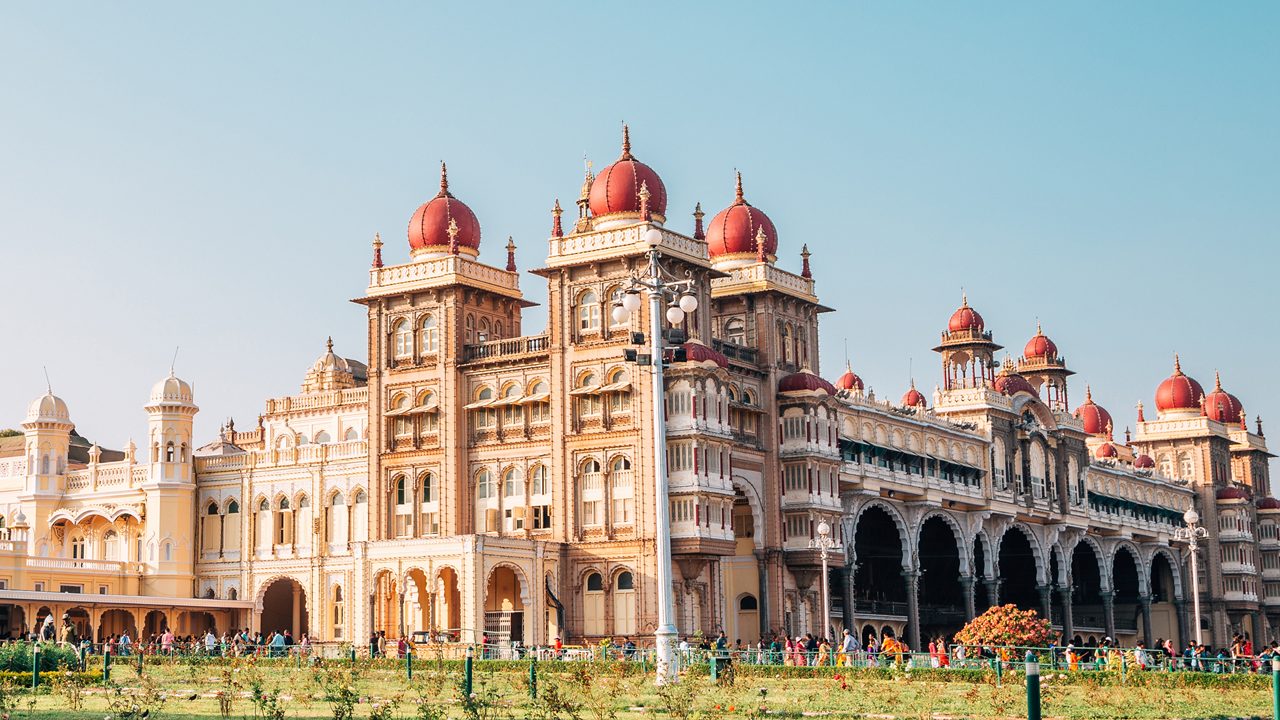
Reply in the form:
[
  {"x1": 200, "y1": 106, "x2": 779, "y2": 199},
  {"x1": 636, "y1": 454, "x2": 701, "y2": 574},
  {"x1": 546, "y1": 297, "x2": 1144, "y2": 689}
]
[
  {"x1": 954, "y1": 604, "x2": 1052, "y2": 648},
  {"x1": 0, "y1": 643, "x2": 78, "y2": 672}
]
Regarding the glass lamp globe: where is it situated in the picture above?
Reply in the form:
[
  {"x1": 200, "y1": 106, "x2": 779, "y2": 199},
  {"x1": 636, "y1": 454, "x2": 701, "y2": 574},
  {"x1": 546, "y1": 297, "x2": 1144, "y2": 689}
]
[
  {"x1": 1184, "y1": 508, "x2": 1200, "y2": 525},
  {"x1": 611, "y1": 305, "x2": 630, "y2": 325},
  {"x1": 816, "y1": 520, "x2": 831, "y2": 537},
  {"x1": 622, "y1": 290, "x2": 642, "y2": 312},
  {"x1": 665, "y1": 306, "x2": 685, "y2": 324},
  {"x1": 678, "y1": 292, "x2": 698, "y2": 313},
  {"x1": 643, "y1": 228, "x2": 663, "y2": 247}
]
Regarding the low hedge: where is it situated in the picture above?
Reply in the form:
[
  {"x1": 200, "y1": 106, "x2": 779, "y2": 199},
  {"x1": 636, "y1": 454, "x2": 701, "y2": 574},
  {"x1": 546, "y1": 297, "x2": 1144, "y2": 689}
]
[
  {"x1": 0, "y1": 669, "x2": 102, "y2": 684},
  {"x1": 695, "y1": 662, "x2": 1273, "y2": 689}
]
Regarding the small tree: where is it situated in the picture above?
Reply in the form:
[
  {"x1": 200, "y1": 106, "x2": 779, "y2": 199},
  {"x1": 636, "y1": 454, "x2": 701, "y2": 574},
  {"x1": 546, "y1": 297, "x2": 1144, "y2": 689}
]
[{"x1": 953, "y1": 604, "x2": 1052, "y2": 648}]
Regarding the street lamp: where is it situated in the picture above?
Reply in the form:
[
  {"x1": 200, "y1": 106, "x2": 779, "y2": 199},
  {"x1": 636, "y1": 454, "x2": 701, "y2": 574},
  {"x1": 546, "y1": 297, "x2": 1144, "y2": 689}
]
[
  {"x1": 1174, "y1": 507, "x2": 1209, "y2": 646},
  {"x1": 809, "y1": 520, "x2": 838, "y2": 642},
  {"x1": 611, "y1": 224, "x2": 699, "y2": 685}
]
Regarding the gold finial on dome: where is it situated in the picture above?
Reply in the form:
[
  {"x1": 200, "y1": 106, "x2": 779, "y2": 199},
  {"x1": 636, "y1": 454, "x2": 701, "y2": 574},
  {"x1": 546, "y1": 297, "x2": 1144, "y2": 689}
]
[
  {"x1": 1085, "y1": 384, "x2": 1093, "y2": 402},
  {"x1": 620, "y1": 123, "x2": 632, "y2": 159},
  {"x1": 326, "y1": 336, "x2": 333, "y2": 353},
  {"x1": 1173, "y1": 353, "x2": 1182, "y2": 374},
  {"x1": 438, "y1": 161, "x2": 450, "y2": 197},
  {"x1": 734, "y1": 169, "x2": 744, "y2": 203},
  {"x1": 961, "y1": 288, "x2": 968, "y2": 307},
  {"x1": 1214, "y1": 369, "x2": 1223, "y2": 391},
  {"x1": 638, "y1": 180, "x2": 651, "y2": 221}
]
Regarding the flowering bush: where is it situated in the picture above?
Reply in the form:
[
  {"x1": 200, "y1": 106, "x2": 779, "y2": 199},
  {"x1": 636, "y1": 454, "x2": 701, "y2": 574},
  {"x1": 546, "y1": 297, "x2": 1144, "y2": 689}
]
[{"x1": 953, "y1": 604, "x2": 1052, "y2": 648}]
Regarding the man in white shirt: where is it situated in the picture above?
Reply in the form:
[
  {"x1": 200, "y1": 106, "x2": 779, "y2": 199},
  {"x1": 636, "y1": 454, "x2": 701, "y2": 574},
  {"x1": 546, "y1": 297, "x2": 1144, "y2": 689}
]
[
  {"x1": 205, "y1": 630, "x2": 219, "y2": 655},
  {"x1": 840, "y1": 629, "x2": 857, "y2": 666}
]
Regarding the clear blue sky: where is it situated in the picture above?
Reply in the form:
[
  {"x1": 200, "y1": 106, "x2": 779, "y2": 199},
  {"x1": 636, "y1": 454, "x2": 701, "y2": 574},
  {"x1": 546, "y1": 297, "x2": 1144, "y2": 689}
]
[{"x1": 1, "y1": 2, "x2": 1276, "y2": 456}]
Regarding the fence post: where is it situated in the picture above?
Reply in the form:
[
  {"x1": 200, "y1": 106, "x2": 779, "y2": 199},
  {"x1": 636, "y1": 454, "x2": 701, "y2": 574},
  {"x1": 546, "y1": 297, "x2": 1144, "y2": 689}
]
[
  {"x1": 137, "y1": 647, "x2": 144, "y2": 676},
  {"x1": 992, "y1": 657, "x2": 1002, "y2": 687},
  {"x1": 406, "y1": 648, "x2": 413, "y2": 681},
  {"x1": 463, "y1": 645, "x2": 474, "y2": 697},
  {"x1": 1025, "y1": 651, "x2": 1041, "y2": 720},
  {"x1": 710, "y1": 655, "x2": 719, "y2": 683},
  {"x1": 103, "y1": 651, "x2": 111, "y2": 684},
  {"x1": 31, "y1": 643, "x2": 40, "y2": 690},
  {"x1": 528, "y1": 656, "x2": 537, "y2": 699},
  {"x1": 350, "y1": 646, "x2": 357, "y2": 665},
  {"x1": 1271, "y1": 657, "x2": 1279, "y2": 720}
]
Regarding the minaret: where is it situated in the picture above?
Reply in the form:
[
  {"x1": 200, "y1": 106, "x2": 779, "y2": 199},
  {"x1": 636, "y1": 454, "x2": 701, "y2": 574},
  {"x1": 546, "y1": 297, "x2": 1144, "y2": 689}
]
[
  {"x1": 22, "y1": 390, "x2": 73, "y2": 496},
  {"x1": 142, "y1": 372, "x2": 199, "y2": 595},
  {"x1": 574, "y1": 160, "x2": 594, "y2": 233}
]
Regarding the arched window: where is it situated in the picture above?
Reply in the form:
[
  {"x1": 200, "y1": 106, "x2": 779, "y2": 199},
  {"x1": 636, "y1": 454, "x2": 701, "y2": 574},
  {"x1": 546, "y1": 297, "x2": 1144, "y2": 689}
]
[
  {"x1": 331, "y1": 493, "x2": 344, "y2": 507},
  {"x1": 739, "y1": 594, "x2": 758, "y2": 611},
  {"x1": 613, "y1": 571, "x2": 636, "y2": 634},
  {"x1": 503, "y1": 467, "x2": 523, "y2": 498},
  {"x1": 393, "y1": 319, "x2": 412, "y2": 358},
  {"x1": 165, "y1": 442, "x2": 176, "y2": 463},
  {"x1": 421, "y1": 472, "x2": 436, "y2": 503},
  {"x1": 226, "y1": 500, "x2": 239, "y2": 514},
  {"x1": 343, "y1": 427, "x2": 359, "y2": 441},
  {"x1": 471, "y1": 387, "x2": 496, "y2": 430},
  {"x1": 355, "y1": 490, "x2": 367, "y2": 504},
  {"x1": 584, "y1": 572, "x2": 605, "y2": 635},
  {"x1": 528, "y1": 380, "x2": 550, "y2": 424},
  {"x1": 780, "y1": 324, "x2": 792, "y2": 365},
  {"x1": 277, "y1": 436, "x2": 292, "y2": 450},
  {"x1": 207, "y1": 502, "x2": 219, "y2": 516},
  {"x1": 478, "y1": 317, "x2": 490, "y2": 343},
  {"x1": 420, "y1": 315, "x2": 439, "y2": 354},
  {"x1": 314, "y1": 430, "x2": 331, "y2": 444},
  {"x1": 500, "y1": 384, "x2": 523, "y2": 427},
  {"x1": 610, "y1": 456, "x2": 633, "y2": 525},
  {"x1": 162, "y1": 542, "x2": 172, "y2": 562},
  {"x1": 465, "y1": 314, "x2": 475, "y2": 345},
  {"x1": 418, "y1": 391, "x2": 439, "y2": 433},
  {"x1": 724, "y1": 317, "x2": 745, "y2": 345},
  {"x1": 298, "y1": 495, "x2": 309, "y2": 509},
  {"x1": 577, "y1": 289, "x2": 600, "y2": 332},
  {"x1": 103, "y1": 530, "x2": 118, "y2": 561},
  {"x1": 494, "y1": 321, "x2": 503, "y2": 338},
  {"x1": 476, "y1": 469, "x2": 495, "y2": 500},
  {"x1": 1178, "y1": 453, "x2": 1194, "y2": 481},
  {"x1": 297, "y1": 434, "x2": 309, "y2": 446},
  {"x1": 577, "y1": 372, "x2": 601, "y2": 417},
  {"x1": 531, "y1": 465, "x2": 549, "y2": 496},
  {"x1": 228, "y1": 588, "x2": 238, "y2": 601},
  {"x1": 580, "y1": 458, "x2": 603, "y2": 527},
  {"x1": 606, "y1": 368, "x2": 631, "y2": 412},
  {"x1": 279, "y1": 497, "x2": 290, "y2": 511},
  {"x1": 395, "y1": 476, "x2": 408, "y2": 505},
  {"x1": 332, "y1": 584, "x2": 345, "y2": 639},
  {"x1": 391, "y1": 394, "x2": 412, "y2": 437},
  {"x1": 258, "y1": 498, "x2": 269, "y2": 512}
]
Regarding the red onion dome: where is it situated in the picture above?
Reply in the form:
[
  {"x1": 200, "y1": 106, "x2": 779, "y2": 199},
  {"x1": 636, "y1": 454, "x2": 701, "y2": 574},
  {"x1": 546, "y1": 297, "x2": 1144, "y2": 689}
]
[
  {"x1": 588, "y1": 125, "x2": 667, "y2": 223},
  {"x1": 992, "y1": 363, "x2": 1037, "y2": 397},
  {"x1": 408, "y1": 162, "x2": 481, "y2": 257},
  {"x1": 679, "y1": 340, "x2": 729, "y2": 369},
  {"x1": 705, "y1": 172, "x2": 778, "y2": 261},
  {"x1": 901, "y1": 381, "x2": 927, "y2": 408},
  {"x1": 1216, "y1": 486, "x2": 1250, "y2": 501},
  {"x1": 1073, "y1": 385, "x2": 1113, "y2": 437},
  {"x1": 1095, "y1": 442, "x2": 1117, "y2": 459},
  {"x1": 779, "y1": 370, "x2": 837, "y2": 396},
  {"x1": 1154, "y1": 354, "x2": 1205, "y2": 413},
  {"x1": 948, "y1": 294, "x2": 985, "y2": 332},
  {"x1": 1023, "y1": 323, "x2": 1057, "y2": 359},
  {"x1": 1257, "y1": 497, "x2": 1280, "y2": 510},
  {"x1": 835, "y1": 362, "x2": 864, "y2": 392},
  {"x1": 1134, "y1": 454, "x2": 1155, "y2": 469},
  {"x1": 1203, "y1": 371, "x2": 1244, "y2": 424}
]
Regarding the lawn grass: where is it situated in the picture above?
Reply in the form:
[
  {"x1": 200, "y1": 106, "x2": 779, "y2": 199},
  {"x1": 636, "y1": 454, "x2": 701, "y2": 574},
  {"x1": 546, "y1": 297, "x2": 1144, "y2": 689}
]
[{"x1": 0, "y1": 657, "x2": 1272, "y2": 720}]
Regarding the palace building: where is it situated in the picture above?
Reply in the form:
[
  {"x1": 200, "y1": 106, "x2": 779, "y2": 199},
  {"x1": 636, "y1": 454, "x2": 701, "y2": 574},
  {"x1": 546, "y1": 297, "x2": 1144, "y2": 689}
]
[{"x1": 0, "y1": 128, "x2": 1274, "y2": 652}]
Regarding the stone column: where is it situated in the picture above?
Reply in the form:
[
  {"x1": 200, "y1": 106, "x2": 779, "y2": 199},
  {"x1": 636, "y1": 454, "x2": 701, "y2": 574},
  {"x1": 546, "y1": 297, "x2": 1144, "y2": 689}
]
[
  {"x1": 1057, "y1": 587, "x2": 1074, "y2": 641},
  {"x1": 1139, "y1": 595, "x2": 1154, "y2": 646},
  {"x1": 1037, "y1": 584, "x2": 1052, "y2": 625},
  {"x1": 903, "y1": 570, "x2": 921, "y2": 651},
  {"x1": 756, "y1": 554, "x2": 770, "y2": 636},
  {"x1": 1101, "y1": 591, "x2": 1116, "y2": 640},
  {"x1": 983, "y1": 578, "x2": 1001, "y2": 608},
  {"x1": 959, "y1": 575, "x2": 976, "y2": 621},
  {"x1": 1174, "y1": 599, "x2": 1188, "y2": 647},
  {"x1": 843, "y1": 563, "x2": 857, "y2": 633},
  {"x1": 292, "y1": 584, "x2": 303, "y2": 636}
]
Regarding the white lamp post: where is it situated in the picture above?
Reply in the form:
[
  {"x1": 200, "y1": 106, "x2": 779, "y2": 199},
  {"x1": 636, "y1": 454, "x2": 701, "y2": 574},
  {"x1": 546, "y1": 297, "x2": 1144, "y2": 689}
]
[
  {"x1": 612, "y1": 224, "x2": 699, "y2": 685},
  {"x1": 809, "y1": 520, "x2": 838, "y2": 641},
  {"x1": 1174, "y1": 507, "x2": 1209, "y2": 646}
]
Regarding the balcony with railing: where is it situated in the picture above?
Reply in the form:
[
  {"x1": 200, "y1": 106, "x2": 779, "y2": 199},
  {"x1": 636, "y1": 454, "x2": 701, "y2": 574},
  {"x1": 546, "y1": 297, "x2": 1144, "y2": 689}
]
[
  {"x1": 709, "y1": 338, "x2": 759, "y2": 366},
  {"x1": 463, "y1": 334, "x2": 551, "y2": 363}
]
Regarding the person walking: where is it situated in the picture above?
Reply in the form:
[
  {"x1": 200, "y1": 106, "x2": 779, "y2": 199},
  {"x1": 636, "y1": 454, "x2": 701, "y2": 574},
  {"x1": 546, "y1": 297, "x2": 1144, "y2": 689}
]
[{"x1": 840, "y1": 629, "x2": 856, "y2": 667}]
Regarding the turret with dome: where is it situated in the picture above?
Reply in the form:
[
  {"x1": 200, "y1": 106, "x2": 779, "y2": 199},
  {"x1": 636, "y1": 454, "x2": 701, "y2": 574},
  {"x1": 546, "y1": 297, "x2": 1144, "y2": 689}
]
[
  {"x1": 407, "y1": 162, "x2": 482, "y2": 259},
  {"x1": 587, "y1": 125, "x2": 667, "y2": 229},
  {"x1": 705, "y1": 171, "x2": 778, "y2": 270}
]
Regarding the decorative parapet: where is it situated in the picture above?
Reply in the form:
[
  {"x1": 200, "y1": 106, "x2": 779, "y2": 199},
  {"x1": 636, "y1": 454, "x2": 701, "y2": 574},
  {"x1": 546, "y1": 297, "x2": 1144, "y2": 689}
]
[
  {"x1": 195, "y1": 439, "x2": 368, "y2": 474},
  {"x1": 544, "y1": 223, "x2": 709, "y2": 269},
  {"x1": 367, "y1": 255, "x2": 523, "y2": 300},
  {"x1": 710, "y1": 261, "x2": 817, "y2": 303},
  {"x1": 265, "y1": 387, "x2": 369, "y2": 415}
]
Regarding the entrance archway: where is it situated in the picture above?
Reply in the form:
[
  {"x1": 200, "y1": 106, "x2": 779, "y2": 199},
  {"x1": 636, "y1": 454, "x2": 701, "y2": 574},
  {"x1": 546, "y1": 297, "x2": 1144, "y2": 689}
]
[
  {"x1": 1071, "y1": 542, "x2": 1104, "y2": 640},
  {"x1": 184, "y1": 611, "x2": 217, "y2": 636},
  {"x1": 404, "y1": 569, "x2": 429, "y2": 636},
  {"x1": 1112, "y1": 547, "x2": 1142, "y2": 639},
  {"x1": 1150, "y1": 551, "x2": 1181, "y2": 645},
  {"x1": 143, "y1": 610, "x2": 168, "y2": 639},
  {"x1": 484, "y1": 566, "x2": 525, "y2": 645},
  {"x1": 917, "y1": 516, "x2": 964, "y2": 638},
  {"x1": 852, "y1": 506, "x2": 906, "y2": 615},
  {"x1": 436, "y1": 568, "x2": 461, "y2": 640},
  {"x1": 99, "y1": 609, "x2": 136, "y2": 642},
  {"x1": 996, "y1": 528, "x2": 1039, "y2": 611},
  {"x1": 261, "y1": 578, "x2": 308, "y2": 638}
]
